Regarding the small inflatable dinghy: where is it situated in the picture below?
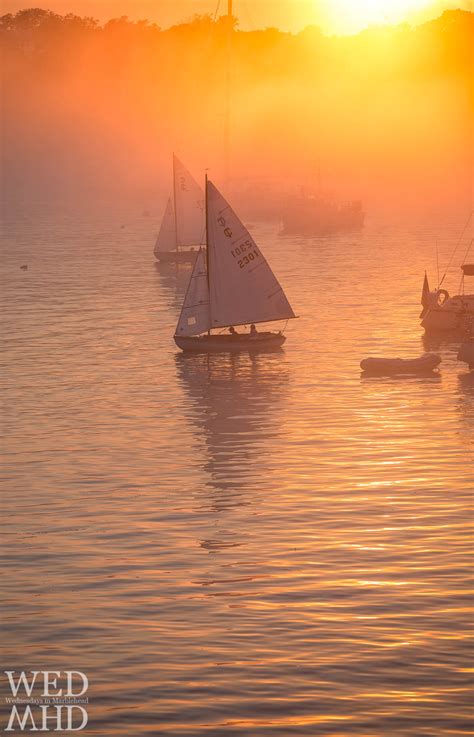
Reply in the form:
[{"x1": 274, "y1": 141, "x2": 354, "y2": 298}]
[{"x1": 360, "y1": 353, "x2": 441, "y2": 375}]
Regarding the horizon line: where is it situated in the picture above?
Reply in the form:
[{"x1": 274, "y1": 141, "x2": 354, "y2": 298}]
[{"x1": 1, "y1": 4, "x2": 472, "y2": 39}]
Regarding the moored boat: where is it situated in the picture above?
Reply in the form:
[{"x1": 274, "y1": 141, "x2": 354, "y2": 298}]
[
  {"x1": 421, "y1": 264, "x2": 474, "y2": 334},
  {"x1": 360, "y1": 353, "x2": 441, "y2": 375},
  {"x1": 420, "y1": 213, "x2": 474, "y2": 335},
  {"x1": 280, "y1": 187, "x2": 364, "y2": 236}
]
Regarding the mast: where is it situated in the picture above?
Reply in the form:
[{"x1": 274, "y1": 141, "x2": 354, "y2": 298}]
[
  {"x1": 224, "y1": 0, "x2": 233, "y2": 190},
  {"x1": 205, "y1": 173, "x2": 211, "y2": 335},
  {"x1": 172, "y1": 153, "x2": 179, "y2": 251}
]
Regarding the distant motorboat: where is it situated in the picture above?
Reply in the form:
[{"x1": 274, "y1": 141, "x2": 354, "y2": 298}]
[
  {"x1": 154, "y1": 154, "x2": 205, "y2": 264},
  {"x1": 360, "y1": 353, "x2": 441, "y2": 375},
  {"x1": 174, "y1": 177, "x2": 296, "y2": 352},
  {"x1": 280, "y1": 186, "x2": 364, "y2": 236}
]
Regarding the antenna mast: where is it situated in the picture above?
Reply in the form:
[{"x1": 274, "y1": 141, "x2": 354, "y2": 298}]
[
  {"x1": 224, "y1": 0, "x2": 233, "y2": 191},
  {"x1": 172, "y1": 152, "x2": 179, "y2": 252}
]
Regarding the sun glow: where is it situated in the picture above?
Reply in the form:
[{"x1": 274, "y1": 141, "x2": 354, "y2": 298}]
[{"x1": 321, "y1": 0, "x2": 437, "y2": 35}]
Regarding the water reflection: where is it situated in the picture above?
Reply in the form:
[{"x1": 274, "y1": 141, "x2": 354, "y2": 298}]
[
  {"x1": 3, "y1": 215, "x2": 474, "y2": 736},
  {"x1": 360, "y1": 372, "x2": 442, "y2": 384},
  {"x1": 421, "y1": 332, "x2": 461, "y2": 355},
  {"x1": 175, "y1": 351, "x2": 289, "y2": 501},
  {"x1": 457, "y1": 370, "x2": 474, "y2": 434},
  {"x1": 421, "y1": 333, "x2": 474, "y2": 433},
  {"x1": 153, "y1": 260, "x2": 191, "y2": 313}
]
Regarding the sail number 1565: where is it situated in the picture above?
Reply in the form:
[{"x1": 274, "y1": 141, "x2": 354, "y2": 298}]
[{"x1": 231, "y1": 240, "x2": 261, "y2": 269}]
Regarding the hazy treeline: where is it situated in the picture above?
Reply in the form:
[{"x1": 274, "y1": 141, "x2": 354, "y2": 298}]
[{"x1": 1, "y1": 8, "x2": 473, "y2": 216}]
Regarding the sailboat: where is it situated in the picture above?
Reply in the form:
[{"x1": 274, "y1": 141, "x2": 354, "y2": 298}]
[
  {"x1": 421, "y1": 265, "x2": 474, "y2": 333},
  {"x1": 174, "y1": 178, "x2": 296, "y2": 351},
  {"x1": 154, "y1": 154, "x2": 206, "y2": 263},
  {"x1": 420, "y1": 214, "x2": 474, "y2": 334}
]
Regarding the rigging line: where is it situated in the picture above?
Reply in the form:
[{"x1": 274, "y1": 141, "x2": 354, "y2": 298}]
[
  {"x1": 241, "y1": 0, "x2": 256, "y2": 30},
  {"x1": 439, "y1": 210, "x2": 473, "y2": 287},
  {"x1": 461, "y1": 236, "x2": 473, "y2": 266},
  {"x1": 458, "y1": 238, "x2": 474, "y2": 294},
  {"x1": 213, "y1": 0, "x2": 222, "y2": 22}
]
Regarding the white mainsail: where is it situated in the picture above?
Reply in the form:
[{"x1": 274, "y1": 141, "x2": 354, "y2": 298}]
[
  {"x1": 206, "y1": 180, "x2": 295, "y2": 328},
  {"x1": 175, "y1": 250, "x2": 211, "y2": 336},
  {"x1": 173, "y1": 155, "x2": 206, "y2": 248},
  {"x1": 154, "y1": 197, "x2": 176, "y2": 254}
]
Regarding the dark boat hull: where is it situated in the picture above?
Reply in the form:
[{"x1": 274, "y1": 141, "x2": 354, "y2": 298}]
[
  {"x1": 174, "y1": 332, "x2": 286, "y2": 353},
  {"x1": 154, "y1": 250, "x2": 199, "y2": 264},
  {"x1": 421, "y1": 295, "x2": 474, "y2": 334}
]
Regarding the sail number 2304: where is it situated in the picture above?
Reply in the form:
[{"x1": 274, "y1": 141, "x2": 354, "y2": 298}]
[{"x1": 231, "y1": 240, "x2": 261, "y2": 269}]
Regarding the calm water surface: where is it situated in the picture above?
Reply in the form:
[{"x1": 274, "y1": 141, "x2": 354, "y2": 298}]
[{"x1": 1, "y1": 208, "x2": 473, "y2": 735}]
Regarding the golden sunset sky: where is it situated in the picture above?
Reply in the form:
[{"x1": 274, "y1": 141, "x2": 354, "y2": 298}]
[
  {"x1": 2, "y1": 0, "x2": 473, "y2": 33},
  {"x1": 3, "y1": 0, "x2": 472, "y2": 214}
]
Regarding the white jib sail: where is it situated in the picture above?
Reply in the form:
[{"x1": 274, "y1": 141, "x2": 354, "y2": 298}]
[
  {"x1": 154, "y1": 197, "x2": 176, "y2": 254},
  {"x1": 175, "y1": 250, "x2": 211, "y2": 336},
  {"x1": 173, "y1": 155, "x2": 206, "y2": 248},
  {"x1": 206, "y1": 180, "x2": 295, "y2": 328}
]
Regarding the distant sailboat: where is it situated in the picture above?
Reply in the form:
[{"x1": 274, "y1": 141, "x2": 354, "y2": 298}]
[
  {"x1": 174, "y1": 178, "x2": 296, "y2": 351},
  {"x1": 154, "y1": 154, "x2": 206, "y2": 263}
]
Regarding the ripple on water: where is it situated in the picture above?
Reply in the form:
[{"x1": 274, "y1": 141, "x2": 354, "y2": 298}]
[{"x1": 1, "y1": 214, "x2": 473, "y2": 735}]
